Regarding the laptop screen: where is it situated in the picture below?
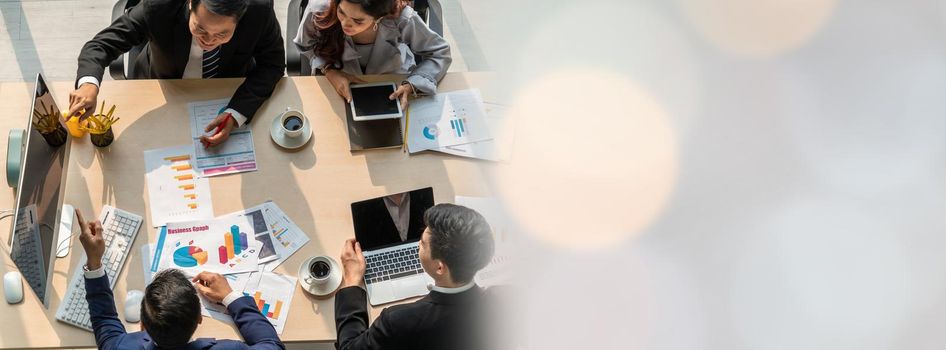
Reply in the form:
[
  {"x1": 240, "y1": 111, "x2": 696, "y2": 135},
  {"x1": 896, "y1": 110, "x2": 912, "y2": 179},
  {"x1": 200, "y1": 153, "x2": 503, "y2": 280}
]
[{"x1": 351, "y1": 187, "x2": 435, "y2": 251}]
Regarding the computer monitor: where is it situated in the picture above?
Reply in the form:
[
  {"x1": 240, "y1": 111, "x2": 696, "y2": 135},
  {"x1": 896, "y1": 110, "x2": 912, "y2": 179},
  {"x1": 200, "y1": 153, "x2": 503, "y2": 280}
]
[{"x1": 8, "y1": 73, "x2": 70, "y2": 307}]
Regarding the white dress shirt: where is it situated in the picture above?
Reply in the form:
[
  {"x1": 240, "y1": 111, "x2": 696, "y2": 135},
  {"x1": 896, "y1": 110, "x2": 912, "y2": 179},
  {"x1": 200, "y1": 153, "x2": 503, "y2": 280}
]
[
  {"x1": 77, "y1": 37, "x2": 248, "y2": 127},
  {"x1": 429, "y1": 280, "x2": 476, "y2": 294}
]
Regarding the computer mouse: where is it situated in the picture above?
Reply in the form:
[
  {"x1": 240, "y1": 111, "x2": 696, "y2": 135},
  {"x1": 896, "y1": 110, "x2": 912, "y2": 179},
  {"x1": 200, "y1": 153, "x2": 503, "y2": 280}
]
[
  {"x1": 3, "y1": 271, "x2": 23, "y2": 304},
  {"x1": 124, "y1": 290, "x2": 144, "y2": 323}
]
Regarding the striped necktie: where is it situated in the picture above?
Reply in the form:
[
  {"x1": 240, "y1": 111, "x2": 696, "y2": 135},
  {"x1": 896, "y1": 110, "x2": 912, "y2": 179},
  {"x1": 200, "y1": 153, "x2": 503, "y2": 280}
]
[{"x1": 202, "y1": 46, "x2": 221, "y2": 79}]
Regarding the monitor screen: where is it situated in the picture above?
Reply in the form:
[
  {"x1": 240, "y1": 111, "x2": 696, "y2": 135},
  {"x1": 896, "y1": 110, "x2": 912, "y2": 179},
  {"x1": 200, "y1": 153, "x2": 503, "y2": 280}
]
[
  {"x1": 10, "y1": 74, "x2": 69, "y2": 307},
  {"x1": 351, "y1": 187, "x2": 435, "y2": 251}
]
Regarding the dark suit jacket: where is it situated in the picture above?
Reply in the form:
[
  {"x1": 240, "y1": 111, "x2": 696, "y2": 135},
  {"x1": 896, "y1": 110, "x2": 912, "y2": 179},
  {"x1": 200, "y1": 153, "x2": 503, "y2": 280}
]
[
  {"x1": 76, "y1": 0, "x2": 286, "y2": 122},
  {"x1": 351, "y1": 189, "x2": 434, "y2": 250},
  {"x1": 334, "y1": 285, "x2": 488, "y2": 350},
  {"x1": 84, "y1": 275, "x2": 284, "y2": 350}
]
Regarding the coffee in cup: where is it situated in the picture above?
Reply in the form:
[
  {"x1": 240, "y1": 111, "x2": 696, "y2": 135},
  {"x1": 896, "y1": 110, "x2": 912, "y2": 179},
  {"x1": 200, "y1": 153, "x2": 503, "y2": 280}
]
[
  {"x1": 283, "y1": 115, "x2": 304, "y2": 131},
  {"x1": 303, "y1": 256, "x2": 337, "y2": 286},
  {"x1": 309, "y1": 259, "x2": 331, "y2": 280},
  {"x1": 279, "y1": 110, "x2": 307, "y2": 138}
]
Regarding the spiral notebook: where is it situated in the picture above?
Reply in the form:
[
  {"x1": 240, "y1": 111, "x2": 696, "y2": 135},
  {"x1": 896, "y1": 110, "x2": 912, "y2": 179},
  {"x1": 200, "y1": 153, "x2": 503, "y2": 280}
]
[{"x1": 345, "y1": 103, "x2": 403, "y2": 151}]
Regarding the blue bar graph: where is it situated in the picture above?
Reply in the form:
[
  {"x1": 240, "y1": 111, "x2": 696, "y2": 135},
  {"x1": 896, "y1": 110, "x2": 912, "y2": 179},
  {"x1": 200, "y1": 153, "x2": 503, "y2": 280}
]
[
  {"x1": 231, "y1": 225, "x2": 242, "y2": 255},
  {"x1": 450, "y1": 118, "x2": 467, "y2": 137}
]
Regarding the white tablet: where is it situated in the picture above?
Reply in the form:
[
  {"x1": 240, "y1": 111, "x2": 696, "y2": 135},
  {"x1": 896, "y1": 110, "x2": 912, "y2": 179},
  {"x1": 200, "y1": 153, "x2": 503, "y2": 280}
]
[{"x1": 349, "y1": 82, "x2": 404, "y2": 121}]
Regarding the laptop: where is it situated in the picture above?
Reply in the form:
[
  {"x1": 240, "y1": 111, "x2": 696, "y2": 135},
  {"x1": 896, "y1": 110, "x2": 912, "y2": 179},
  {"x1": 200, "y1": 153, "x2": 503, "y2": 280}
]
[{"x1": 351, "y1": 187, "x2": 435, "y2": 305}]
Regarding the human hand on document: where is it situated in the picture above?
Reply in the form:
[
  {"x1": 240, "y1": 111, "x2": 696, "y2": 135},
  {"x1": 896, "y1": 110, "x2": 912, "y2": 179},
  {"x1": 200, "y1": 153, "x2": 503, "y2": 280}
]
[
  {"x1": 339, "y1": 239, "x2": 366, "y2": 288},
  {"x1": 67, "y1": 83, "x2": 98, "y2": 119},
  {"x1": 192, "y1": 271, "x2": 233, "y2": 303},
  {"x1": 199, "y1": 112, "x2": 236, "y2": 148},
  {"x1": 75, "y1": 209, "x2": 105, "y2": 271}
]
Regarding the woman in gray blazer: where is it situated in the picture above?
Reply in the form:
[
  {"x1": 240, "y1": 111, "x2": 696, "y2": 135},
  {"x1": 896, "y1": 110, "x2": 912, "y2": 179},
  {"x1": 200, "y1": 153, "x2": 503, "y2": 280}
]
[{"x1": 293, "y1": 0, "x2": 452, "y2": 108}]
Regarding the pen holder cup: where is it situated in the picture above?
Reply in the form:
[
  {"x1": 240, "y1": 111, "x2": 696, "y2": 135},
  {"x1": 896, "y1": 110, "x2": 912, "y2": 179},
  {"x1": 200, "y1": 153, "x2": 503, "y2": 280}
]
[
  {"x1": 39, "y1": 124, "x2": 68, "y2": 147},
  {"x1": 89, "y1": 128, "x2": 114, "y2": 147}
]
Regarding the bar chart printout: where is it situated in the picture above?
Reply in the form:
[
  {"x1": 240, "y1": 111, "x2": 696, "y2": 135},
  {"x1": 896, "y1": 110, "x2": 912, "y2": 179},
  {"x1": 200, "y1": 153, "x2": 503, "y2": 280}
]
[
  {"x1": 218, "y1": 225, "x2": 250, "y2": 264},
  {"x1": 144, "y1": 145, "x2": 214, "y2": 227},
  {"x1": 159, "y1": 219, "x2": 261, "y2": 275},
  {"x1": 243, "y1": 272, "x2": 297, "y2": 334}
]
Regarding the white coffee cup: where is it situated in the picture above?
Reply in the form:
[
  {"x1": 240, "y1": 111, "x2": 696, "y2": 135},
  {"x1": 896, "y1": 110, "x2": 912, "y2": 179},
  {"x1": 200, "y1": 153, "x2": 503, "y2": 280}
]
[
  {"x1": 299, "y1": 256, "x2": 341, "y2": 296},
  {"x1": 279, "y1": 109, "x2": 307, "y2": 138}
]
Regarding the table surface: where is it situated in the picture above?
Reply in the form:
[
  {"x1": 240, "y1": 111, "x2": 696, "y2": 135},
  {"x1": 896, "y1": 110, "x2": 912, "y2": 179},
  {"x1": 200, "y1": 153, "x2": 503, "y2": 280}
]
[{"x1": 0, "y1": 73, "x2": 498, "y2": 348}]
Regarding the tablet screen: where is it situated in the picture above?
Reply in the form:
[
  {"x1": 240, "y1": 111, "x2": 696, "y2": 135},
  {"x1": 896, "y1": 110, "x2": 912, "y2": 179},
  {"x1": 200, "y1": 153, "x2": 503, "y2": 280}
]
[{"x1": 351, "y1": 84, "x2": 400, "y2": 117}]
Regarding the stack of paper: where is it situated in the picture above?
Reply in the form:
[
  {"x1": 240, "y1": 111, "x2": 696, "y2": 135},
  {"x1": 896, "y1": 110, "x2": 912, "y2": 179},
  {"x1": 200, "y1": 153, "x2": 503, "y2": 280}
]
[
  {"x1": 406, "y1": 89, "x2": 513, "y2": 161},
  {"x1": 146, "y1": 201, "x2": 309, "y2": 334},
  {"x1": 437, "y1": 102, "x2": 514, "y2": 161}
]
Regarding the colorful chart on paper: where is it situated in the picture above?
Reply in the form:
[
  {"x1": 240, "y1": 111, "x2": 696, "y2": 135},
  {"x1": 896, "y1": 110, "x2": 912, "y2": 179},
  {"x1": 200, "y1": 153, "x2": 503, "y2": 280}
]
[
  {"x1": 242, "y1": 272, "x2": 297, "y2": 334},
  {"x1": 144, "y1": 145, "x2": 214, "y2": 227}
]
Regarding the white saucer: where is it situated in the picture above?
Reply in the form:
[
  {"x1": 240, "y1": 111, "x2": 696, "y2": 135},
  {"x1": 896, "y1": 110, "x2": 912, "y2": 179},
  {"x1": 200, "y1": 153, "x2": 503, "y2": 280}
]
[
  {"x1": 298, "y1": 256, "x2": 342, "y2": 297},
  {"x1": 271, "y1": 114, "x2": 313, "y2": 150}
]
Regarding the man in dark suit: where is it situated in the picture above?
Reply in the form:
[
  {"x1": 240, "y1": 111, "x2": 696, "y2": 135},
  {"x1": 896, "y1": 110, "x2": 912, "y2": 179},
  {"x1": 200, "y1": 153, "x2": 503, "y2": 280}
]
[
  {"x1": 75, "y1": 209, "x2": 285, "y2": 350},
  {"x1": 68, "y1": 0, "x2": 285, "y2": 147},
  {"x1": 350, "y1": 188, "x2": 435, "y2": 249},
  {"x1": 336, "y1": 203, "x2": 496, "y2": 350}
]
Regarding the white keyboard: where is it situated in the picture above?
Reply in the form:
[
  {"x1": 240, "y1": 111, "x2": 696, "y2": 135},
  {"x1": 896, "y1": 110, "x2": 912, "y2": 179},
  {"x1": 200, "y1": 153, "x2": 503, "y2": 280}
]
[
  {"x1": 55, "y1": 206, "x2": 142, "y2": 331},
  {"x1": 11, "y1": 206, "x2": 48, "y2": 302}
]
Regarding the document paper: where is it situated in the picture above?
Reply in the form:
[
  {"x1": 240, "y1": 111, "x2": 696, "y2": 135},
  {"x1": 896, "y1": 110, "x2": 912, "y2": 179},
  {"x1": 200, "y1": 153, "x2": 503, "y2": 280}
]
[
  {"x1": 188, "y1": 99, "x2": 259, "y2": 176},
  {"x1": 144, "y1": 145, "x2": 214, "y2": 227},
  {"x1": 406, "y1": 89, "x2": 493, "y2": 153},
  {"x1": 242, "y1": 272, "x2": 297, "y2": 334},
  {"x1": 157, "y1": 218, "x2": 262, "y2": 275}
]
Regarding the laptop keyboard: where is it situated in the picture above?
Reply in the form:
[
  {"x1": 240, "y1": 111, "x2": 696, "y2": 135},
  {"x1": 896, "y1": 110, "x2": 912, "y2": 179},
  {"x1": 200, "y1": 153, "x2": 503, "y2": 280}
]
[{"x1": 364, "y1": 245, "x2": 424, "y2": 284}]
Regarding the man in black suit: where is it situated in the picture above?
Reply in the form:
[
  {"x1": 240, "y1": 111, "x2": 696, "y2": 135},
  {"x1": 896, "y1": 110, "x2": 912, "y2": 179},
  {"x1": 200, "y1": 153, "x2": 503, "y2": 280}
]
[
  {"x1": 350, "y1": 188, "x2": 435, "y2": 249},
  {"x1": 336, "y1": 203, "x2": 496, "y2": 350},
  {"x1": 68, "y1": 0, "x2": 285, "y2": 147}
]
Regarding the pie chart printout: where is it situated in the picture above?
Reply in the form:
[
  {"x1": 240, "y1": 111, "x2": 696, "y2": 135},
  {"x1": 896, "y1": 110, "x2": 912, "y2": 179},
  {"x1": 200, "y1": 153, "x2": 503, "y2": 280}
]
[{"x1": 173, "y1": 246, "x2": 209, "y2": 267}]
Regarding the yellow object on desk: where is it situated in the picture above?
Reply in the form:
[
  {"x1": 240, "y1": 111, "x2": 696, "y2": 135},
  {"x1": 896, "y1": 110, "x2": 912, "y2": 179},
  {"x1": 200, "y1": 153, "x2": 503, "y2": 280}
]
[{"x1": 63, "y1": 113, "x2": 88, "y2": 138}]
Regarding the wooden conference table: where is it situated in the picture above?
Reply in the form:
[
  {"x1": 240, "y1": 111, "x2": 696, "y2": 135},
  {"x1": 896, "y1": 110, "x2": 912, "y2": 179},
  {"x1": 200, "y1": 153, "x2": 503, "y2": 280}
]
[{"x1": 0, "y1": 72, "x2": 497, "y2": 348}]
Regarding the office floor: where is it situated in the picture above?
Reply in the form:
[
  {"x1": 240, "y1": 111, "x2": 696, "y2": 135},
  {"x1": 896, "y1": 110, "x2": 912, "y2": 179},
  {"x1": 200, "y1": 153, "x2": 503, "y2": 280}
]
[{"x1": 0, "y1": 0, "x2": 492, "y2": 83}]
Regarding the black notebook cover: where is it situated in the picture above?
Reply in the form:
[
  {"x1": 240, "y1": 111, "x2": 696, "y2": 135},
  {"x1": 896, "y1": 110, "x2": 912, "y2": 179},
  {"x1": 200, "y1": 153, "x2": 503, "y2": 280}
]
[{"x1": 345, "y1": 103, "x2": 403, "y2": 151}]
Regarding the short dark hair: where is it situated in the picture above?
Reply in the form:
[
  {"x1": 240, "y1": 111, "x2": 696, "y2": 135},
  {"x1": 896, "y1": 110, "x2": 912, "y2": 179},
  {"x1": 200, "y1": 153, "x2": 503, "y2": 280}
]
[
  {"x1": 424, "y1": 204, "x2": 495, "y2": 284},
  {"x1": 141, "y1": 269, "x2": 201, "y2": 349},
  {"x1": 190, "y1": 0, "x2": 249, "y2": 21}
]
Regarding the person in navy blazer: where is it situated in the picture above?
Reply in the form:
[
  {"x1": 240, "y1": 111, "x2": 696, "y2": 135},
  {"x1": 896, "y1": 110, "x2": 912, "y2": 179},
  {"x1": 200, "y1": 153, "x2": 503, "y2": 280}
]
[{"x1": 75, "y1": 209, "x2": 285, "y2": 350}]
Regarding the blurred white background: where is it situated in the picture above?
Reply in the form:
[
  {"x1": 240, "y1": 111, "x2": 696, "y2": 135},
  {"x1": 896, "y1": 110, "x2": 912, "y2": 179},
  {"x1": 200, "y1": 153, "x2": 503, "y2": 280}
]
[{"x1": 487, "y1": 0, "x2": 946, "y2": 349}]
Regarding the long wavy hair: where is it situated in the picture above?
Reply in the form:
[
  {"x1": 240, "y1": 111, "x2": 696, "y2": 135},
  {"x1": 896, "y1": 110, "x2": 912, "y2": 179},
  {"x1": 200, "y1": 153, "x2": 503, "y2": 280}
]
[{"x1": 312, "y1": 0, "x2": 408, "y2": 67}]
